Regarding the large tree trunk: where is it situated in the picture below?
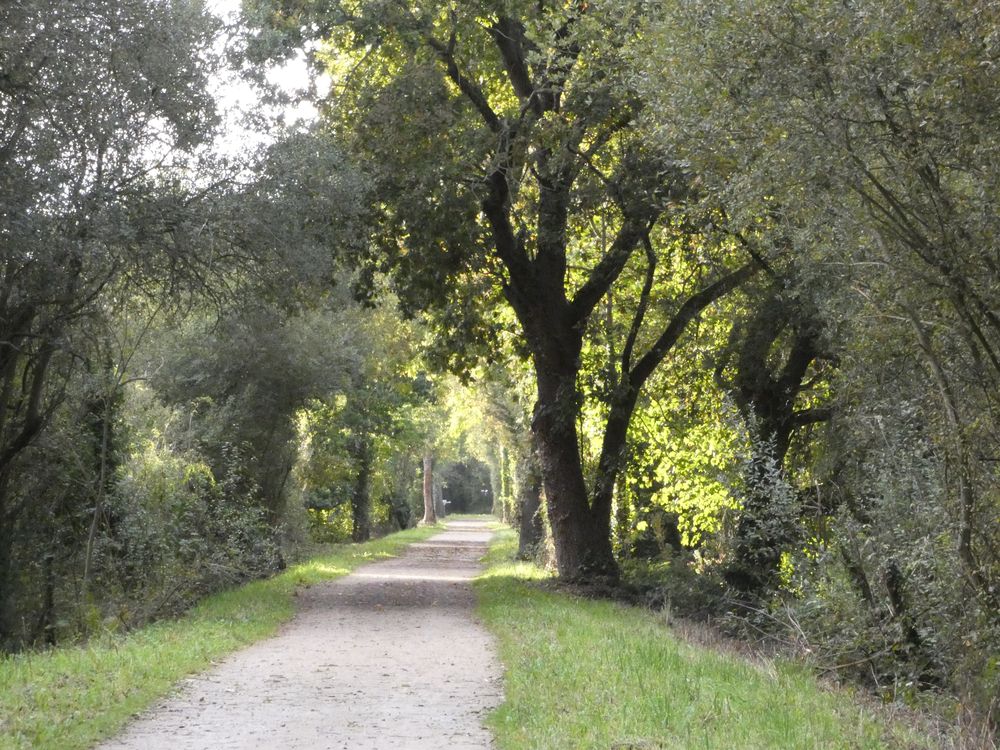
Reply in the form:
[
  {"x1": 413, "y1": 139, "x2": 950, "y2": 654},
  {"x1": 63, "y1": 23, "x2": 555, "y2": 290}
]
[
  {"x1": 420, "y1": 453, "x2": 436, "y2": 525},
  {"x1": 532, "y1": 367, "x2": 617, "y2": 579}
]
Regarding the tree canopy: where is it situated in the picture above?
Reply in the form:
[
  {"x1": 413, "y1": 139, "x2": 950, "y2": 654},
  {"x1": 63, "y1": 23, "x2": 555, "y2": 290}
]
[
  {"x1": 1, "y1": 0, "x2": 998, "y2": 737},
  {"x1": 246, "y1": 0, "x2": 759, "y2": 578}
]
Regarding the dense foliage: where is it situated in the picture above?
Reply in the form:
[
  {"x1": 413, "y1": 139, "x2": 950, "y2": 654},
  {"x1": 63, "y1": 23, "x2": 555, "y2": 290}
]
[
  {"x1": 2, "y1": 0, "x2": 998, "y2": 741},
  {"x1": 0, "y1": 0, "x2": 445, "y2": 649},
  {"x1": 635, "y1": 0, "x2": 1000, "y2": 729}
]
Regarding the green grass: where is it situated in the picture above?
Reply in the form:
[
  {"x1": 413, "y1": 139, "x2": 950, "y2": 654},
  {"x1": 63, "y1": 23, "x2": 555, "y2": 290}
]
[
  {"x1": 0, "y1": 523, "x2": 442, "y2": 750},
  {"x1": 475, "y1": 529, "x2": 934, "y2": 750}
]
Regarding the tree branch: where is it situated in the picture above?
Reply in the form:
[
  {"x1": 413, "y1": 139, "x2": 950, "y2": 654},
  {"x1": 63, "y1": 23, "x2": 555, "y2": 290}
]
[
  {"x1": 620, "y1": 227, "x2": 656, "y2": 376},
  {"x1": 0, "y1": 344, "x2": 55, "y2": 472},
  {"x1": 482, "y1": 168, "x2": 532, "y2": 297},
  {"x1": 792, "y1": 407, "x2": 831, "y2": 427},
  {"x1": 630, "y1": 262, "x2": 758, "y2": 390},
  {"x1": 777, "y1": 324, "x2": 821, "y2": 400},
  {"x1": 568, "y1": 216, "x2": 648, "y2": 326},
  {"x1": 730, "y1": 229, "x2": 778, "y2": 278},
  {"x1": 489, "y1": 16, "x2": 538, "y2": 110},
  {"x1": 427, "y1": 36, "x2": 502, "y2": 133}
]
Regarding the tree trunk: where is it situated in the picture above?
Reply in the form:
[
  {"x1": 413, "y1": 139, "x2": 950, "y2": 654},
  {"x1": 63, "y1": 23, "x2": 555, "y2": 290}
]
[
  {"x1": 488, "y1": 446, "x2": 503, "y2": 519},
  {"x1": 587, "y1": 389, "x2": 639, "y2": 560},
  {"x1": 532, "y1": 367, "x2": 617, "y2": 579},
  {"x1": 350, "y1": 437, "x2": 372, "y2": 542},
  {"x1": 433, "y1": 481, "x2": 445, "y2": 519},
  {"x1": 420, "y1": 453, "x2": 436, "y2": 525},
  {"x1": 0, "y1": 468, "x2": 17, "y2": 647},
  {"x1": 516, "y1": 447, "x2": 544, "y2": 560},
  {"x1": 497, "y1": 445, "x2": 509, "y2": 522},
  {"x1": 34, "y1": 551, "x2": 56, "y2": 646},
  {"x1": 0, "y1": 515, "x2": 13, "y2": 647},
  {"x1": 613, "y1": 476, "x2": 630, "y2": 556}
]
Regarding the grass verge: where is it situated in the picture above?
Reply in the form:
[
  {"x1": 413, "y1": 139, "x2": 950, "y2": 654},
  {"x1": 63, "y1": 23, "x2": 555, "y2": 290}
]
[
  {"x1": 0, "y1": 523, "x2": 442, "y2": 750},
  {"x1": 475, "y1": 528, "x2": 934, "y2": 750}
]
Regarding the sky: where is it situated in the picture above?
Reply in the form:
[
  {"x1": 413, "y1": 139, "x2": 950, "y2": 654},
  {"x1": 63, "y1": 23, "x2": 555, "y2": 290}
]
[{"x1": 204, "y1": 0, "x2": 329, "y2": 156}]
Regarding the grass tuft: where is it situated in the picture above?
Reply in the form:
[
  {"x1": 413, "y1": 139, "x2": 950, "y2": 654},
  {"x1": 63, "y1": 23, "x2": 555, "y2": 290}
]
[
  {"x1": 0, "y1": 523, "x2": 442, "y2": 750},
  {"x1": 475, "y1": 528, "x2": 935, "y2": 750}
]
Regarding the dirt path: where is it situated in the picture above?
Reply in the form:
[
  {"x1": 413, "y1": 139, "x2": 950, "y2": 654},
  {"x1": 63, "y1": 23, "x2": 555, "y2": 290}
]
[{"x1": 98, "y1": 519, "x2": 502, "y2": 750}]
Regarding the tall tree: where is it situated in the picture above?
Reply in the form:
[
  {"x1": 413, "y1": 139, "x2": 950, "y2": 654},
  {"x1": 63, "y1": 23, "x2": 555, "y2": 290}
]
[
  {"x1": 0, "y1": 0, "x2": 367, "y2": 641},
  {"x1": 639, "y1": 0, "x2": 1000, "y2": 607},
  {"x1": 246, "y1": 0, "x2": 756, "y2": 578},
  {"x1": 635, "y1": 0, "x2": 1000, "y2": 723},
  {"x1": 0, "y1": 0, "x2": 223, "y2": 639}
]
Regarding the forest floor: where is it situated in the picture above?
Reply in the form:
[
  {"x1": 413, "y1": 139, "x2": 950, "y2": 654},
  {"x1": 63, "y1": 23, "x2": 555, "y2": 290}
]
[{"x1": 95, "y1": 519, "x2": 501, "y2": 750}]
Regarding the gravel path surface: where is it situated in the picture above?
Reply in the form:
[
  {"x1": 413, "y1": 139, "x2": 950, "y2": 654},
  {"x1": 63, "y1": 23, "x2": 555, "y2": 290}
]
[{"x1": 97, "y1": 518, "x2": 501, "y2": 750}]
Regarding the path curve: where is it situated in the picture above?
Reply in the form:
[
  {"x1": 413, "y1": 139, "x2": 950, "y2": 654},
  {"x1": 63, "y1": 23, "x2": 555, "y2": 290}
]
[{"x1": 98, "y1": 518, "x2": 501, "y2": 750}]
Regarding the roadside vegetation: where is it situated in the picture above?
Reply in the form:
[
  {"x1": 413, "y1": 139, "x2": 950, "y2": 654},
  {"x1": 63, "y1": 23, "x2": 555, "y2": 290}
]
[
  {"x1": 4, "y1": 0, "x2": 998, "y2": 742},
  {"x1": 476, "y1": 529, "x2": 944, "y2": 750},
  {"x1": 0, "y1": 525, "x2": 440, "y2": 750}
]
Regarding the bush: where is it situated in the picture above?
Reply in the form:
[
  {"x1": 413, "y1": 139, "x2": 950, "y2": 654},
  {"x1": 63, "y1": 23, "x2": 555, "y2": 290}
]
[{"x1": 98, "y1": 440, "x2": 283, "y2": 627}]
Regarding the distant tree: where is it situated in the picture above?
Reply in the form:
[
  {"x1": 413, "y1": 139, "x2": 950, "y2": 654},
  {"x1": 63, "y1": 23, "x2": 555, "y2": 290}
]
[
  {"x1": 292, "y1": 301, "x2": 426, "y2": 541},
  {"x1": 421, "y1": 454, "x2": 437, "y2": 525},
  {"x1": 473, "y1": 369, "x2": 544, "y2": 559}
]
